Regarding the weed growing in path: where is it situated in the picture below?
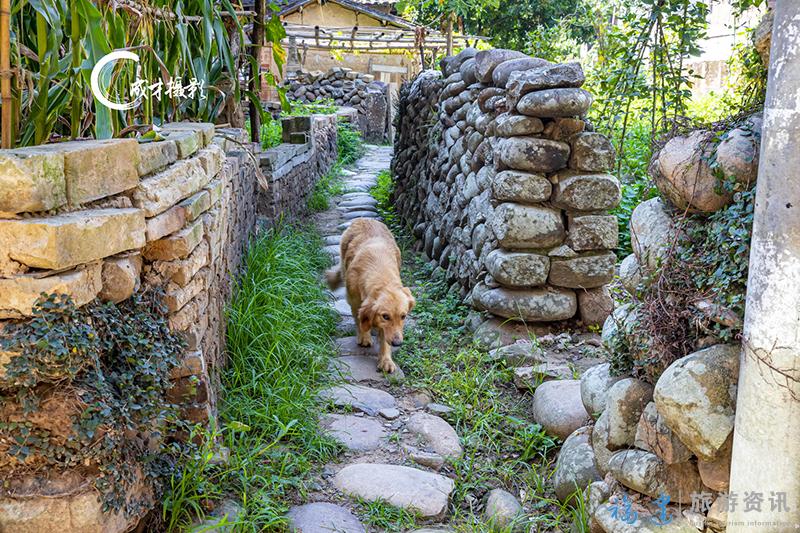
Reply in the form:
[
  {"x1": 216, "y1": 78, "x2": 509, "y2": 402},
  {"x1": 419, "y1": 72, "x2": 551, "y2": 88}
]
[
  {"x1": 162, "y1": 225, "x2": 341, "y2": 531},
  {"x1": 356, "y1": 498, "x2": 420, "y2": 531}
]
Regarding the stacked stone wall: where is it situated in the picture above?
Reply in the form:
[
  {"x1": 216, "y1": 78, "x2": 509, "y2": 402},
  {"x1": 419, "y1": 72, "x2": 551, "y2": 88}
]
[
  {"x1": 257, "y1": 113, "x2": 338, "y2": 220},
  {"x1": 285, "y1": 67, "x2": 389, "y2": 143},
  {"x1": 391, "y1": 48, "x2": 620, "y2": 326},
  {"x1": 0, "y1": 123, "x2": 259, "y2": 531}
]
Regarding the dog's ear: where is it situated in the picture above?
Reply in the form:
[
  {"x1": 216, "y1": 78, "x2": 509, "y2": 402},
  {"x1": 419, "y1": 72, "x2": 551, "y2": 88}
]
[
  {"x1": 402, "y1": 287, "x2": 416, "y2": 313},
  {"x1": 358, "y1": 298, "x2": 376, "y2": 327}
]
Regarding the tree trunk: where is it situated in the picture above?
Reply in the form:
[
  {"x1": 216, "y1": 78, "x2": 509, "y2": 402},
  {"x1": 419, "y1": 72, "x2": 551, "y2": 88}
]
[{"x1": 728, "y1": 3, "x2": 800, "y2": 532}]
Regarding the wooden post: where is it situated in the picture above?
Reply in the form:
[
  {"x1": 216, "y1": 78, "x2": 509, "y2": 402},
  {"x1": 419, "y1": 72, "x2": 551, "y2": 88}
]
[
  {"x1": 249, "y1": 0, "x2": 264, "y2": 144},
  {"x1": 445, "y1": 12, "x2": 454, "y2": 57},
  {"x1": 1, "y1": 0, "x2": 12, "y2": 148}
]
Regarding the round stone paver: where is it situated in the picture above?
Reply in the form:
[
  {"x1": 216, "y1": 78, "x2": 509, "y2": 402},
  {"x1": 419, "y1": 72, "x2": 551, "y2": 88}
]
[
  {"x1": 318, "y1": 384, "x2": 396, "y2": 416},
  {"x1": 321, "y1": 414, "x2": 387, "y2": 452},
  {"x1": 342, "y1": 211, "x2": 380, "y2": 220},
  {"x1": 406, "y1": 412, "x2": 463, "y2": 458},
  {"x1": 335, "y1": 336, "x2": 400, "y2": 357},
  {"x1": 332, "y1": 356, "x2": 405, "y2": 383},
  {"x1": 286, "y1": 502, "x2": 365, "y2": 533},
  {"x1": 333, "y1": 463, "x2": 455, "y2": 518}
]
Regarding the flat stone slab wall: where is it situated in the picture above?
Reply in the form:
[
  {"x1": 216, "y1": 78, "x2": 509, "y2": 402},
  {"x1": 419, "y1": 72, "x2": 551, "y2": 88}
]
[
  {"x1": 391, "y1": 48, "x2": 619, "y2": 326},
  {"x1": 0, "y1": 123, "x2": 259, "y2": 532},
  {"x1": 285, "y1": 67, "x2": 389, "y2": 143},
  {"x1": 258, "y1": 113, "x2": 338, "y2": 220}
]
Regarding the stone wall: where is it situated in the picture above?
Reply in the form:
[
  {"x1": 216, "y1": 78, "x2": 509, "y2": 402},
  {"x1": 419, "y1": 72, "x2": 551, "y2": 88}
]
[
  {"x1": 285, "y1": 67, "x2": 389, "y2": 143},
  {"x1": 391, "y1": 48, "x2": 619, "y2": 327},
  {"x1": 257, "y1": 113, "x2": 338, "y2": 220},
  {"x1": 0, "y1": 123, "x2": 258, "y2": 532}
]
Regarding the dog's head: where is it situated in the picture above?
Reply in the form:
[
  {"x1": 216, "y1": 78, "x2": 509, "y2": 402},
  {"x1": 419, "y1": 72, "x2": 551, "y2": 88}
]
[{"x1": 359, "y1": 286, "x2": 415, "y2": 346}]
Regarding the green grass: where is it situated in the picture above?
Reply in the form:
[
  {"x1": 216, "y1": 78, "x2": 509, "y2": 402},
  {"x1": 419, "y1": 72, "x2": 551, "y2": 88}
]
[
  {"x1": 337, "y1": 122, "x2": 366, "y2": 167},
  {"x1": 308, "y1": 163, "x2": 347, "y2": 212},
  {"x1": 161, "y1": 224, "x2": 341, "y2": 531},
  {"x1": 355, "y1": 498, "x2": 419, "y2": 531}
]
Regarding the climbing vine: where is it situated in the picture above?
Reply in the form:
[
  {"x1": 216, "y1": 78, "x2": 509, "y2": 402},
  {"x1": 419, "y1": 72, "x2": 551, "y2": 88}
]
[{"x1": 0, "y1": 291, "x2": 185, "y2": 515}]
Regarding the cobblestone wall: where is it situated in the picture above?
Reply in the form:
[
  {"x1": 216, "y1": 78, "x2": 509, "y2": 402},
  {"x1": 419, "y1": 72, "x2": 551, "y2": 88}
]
[
  {"x1": 0, "y1": 123, "x2": 258, "y2": 531},
  {"x1": 391, "y1": 49, "x2": 620, "y2": 327},
  {"x1": 285, "y1": 67, "x2": 389, "y2": 143}
]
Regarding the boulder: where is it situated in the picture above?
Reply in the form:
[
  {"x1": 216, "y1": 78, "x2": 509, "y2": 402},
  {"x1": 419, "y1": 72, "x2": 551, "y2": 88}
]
[
  {"x1": 492, "y1": 170, "x2": 552, "y2": 204},
  {"x1": 753, "y1": 9, "x2": 773, "y2": 66},
  {"x1": 498, "y1": 137, "x2": 571, "y2": 173},
  {"x1": 486, "y1": 249, "x2": 550, "y2": 288},
  {"x1": 551, "y1": 172, "x2": 621, "y2": 211},
  {"x1": 493, "y1": 57, "x2": 552, "y2": 87},
  {"x1": 473, "y1": 283, "x2": 577, "y2": 322},
  {"x1": 653, "y1": 344, "x2": 739, "y2": 461},
  {"x1": 548, "y1": 252, "x2": 616, "y2": 289},
  {"x1": 0, "y1": 146, "x2": 66, "y2": 213},
  {"x1": 634, "y1": 402, "x2": 693, "y2": 465},
  {"x1": 484, "y1": 489, "x2": 524, "y2": 531},
  {"x1": 714, "y1": 124, "x2": 760, "y2": 188},
  {"x1": 494, "y1": 113, "x2": 545, "y2": 137},
  {"x1": 591, "y1": 410, "x2": 613, "y2": 475},
  {"x1": 459, "y1": 58, "x2": 478, "y2": 85},
  {"x1": 577, "y1": 286, "x2": 614, "y2": 328},
  {"x1": 618, "y1": 254, "x2": 643, "y2": 295},
  {"x1": 630, "y1": 197, "x2": 676, "y2": 271},
  {"x1": 604, "y1": 378, "x2": 654, "y2": 450},
  {"x1": 608, "y1": 450, "x2": 704, "y2": 504},
  {"x1": 697, "y1": 434, "x2": 732, "y2": 492},
  {"x1": 567, "y1": 215, "x2": 618, "y2": 251},
  {"x1": 441, "y1": 47, "x2": 477, "y2": 76},
  {"x1": 474, "y1": 49, "x2": 527, "y2": 83},
  {"x1": 580, "y1": 363, "x2": 625, "y2": 418},
  {"x1": 569, "y1": 132, "x2": 616, "y2": 172},
  {"x1": 517, "y1": 88, "x2": 592, "y2": 118},
  {"x1": 506, "y1": 62, "x2": 585, "y2": 104},
  {"x1": 488, "y1": 340, "x2": 548, "y2": 366},
  {"x1": 593, "y1": 500, "x2": 702, "y2": 533},
  {"x1": 492, "y1": 203, "x2": 565, "y2": 249},
  {"x1": 552, "y1": 426, "x2": 602, "y2": 502},
  {"x1": 652, "y1": 130, "x2": 729, "y2": 212},
  {"x1": 531, "y1": 379, "x2": 591, "y2": 439}
]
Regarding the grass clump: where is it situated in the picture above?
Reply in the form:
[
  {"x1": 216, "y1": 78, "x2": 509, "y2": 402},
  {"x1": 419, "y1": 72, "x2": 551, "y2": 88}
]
[
  {"x1": 161, "y1": 224, "x2": 341, "y2": 531},
  {"x1": 309, "y1": 163, "x2": 347, "y2": 212},
  {"x1": 337, "y1": 121, "x2": 365, "y2": 167},
  {"x1": 356, "y1": 498, "x2": 419, "y2": 531}
]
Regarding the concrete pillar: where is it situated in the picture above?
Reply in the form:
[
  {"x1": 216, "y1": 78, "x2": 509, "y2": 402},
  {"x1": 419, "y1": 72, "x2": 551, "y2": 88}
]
[{"x1": 728, "y1": 2, "x2": 800, "y2": 532}]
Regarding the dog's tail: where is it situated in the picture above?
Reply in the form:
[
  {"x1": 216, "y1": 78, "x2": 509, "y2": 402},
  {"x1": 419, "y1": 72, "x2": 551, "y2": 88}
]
[{"x1": 325, "y1": 266, "x2": 342, "y2": 289}]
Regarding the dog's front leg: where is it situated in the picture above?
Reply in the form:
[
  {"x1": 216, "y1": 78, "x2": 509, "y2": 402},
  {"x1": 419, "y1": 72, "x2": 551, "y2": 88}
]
[
  {"x1": 355, "y1": 307, "x2": 373, "y2": 347},
  {"x1": 376, "y1": 330, "x2": 397, "y2": 374}
]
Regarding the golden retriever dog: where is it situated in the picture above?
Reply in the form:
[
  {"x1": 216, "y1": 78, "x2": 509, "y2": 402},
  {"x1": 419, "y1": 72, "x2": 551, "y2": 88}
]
[{"x1": 326, "y1": 218, "x2": 415, "y2": 373}]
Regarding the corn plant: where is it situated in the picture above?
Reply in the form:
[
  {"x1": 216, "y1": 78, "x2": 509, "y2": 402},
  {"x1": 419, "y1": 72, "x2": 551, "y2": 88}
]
[{"x1": 8, "y1": 0, "x2": 283, "y2": 147}]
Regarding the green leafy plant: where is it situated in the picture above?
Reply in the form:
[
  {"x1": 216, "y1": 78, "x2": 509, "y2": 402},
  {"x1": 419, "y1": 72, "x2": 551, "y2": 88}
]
[
  {"x1": 0, "y1": 291, "x2": 185, "y2": 515},
  {"x1": 337, "y1": 121, "x2": 366, "y2": 166}
]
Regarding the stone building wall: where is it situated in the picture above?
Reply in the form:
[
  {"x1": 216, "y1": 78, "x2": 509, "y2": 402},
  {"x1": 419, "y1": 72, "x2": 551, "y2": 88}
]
[
  {"x1": 391, "y1": 48, "x2": 620, "y2": 326},
  {"x1": 258, "y1": 113, "x2": 338, "y2": 220},
  {"x1": 285, "y1": 67, "x2": 389, "y2": 143},
  {"x1": 0, "y1": 123, "x2": 258, "y2": 532}
]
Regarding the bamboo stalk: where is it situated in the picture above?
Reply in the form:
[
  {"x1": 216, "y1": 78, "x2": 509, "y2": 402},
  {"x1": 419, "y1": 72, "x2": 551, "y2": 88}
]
[
  {"x1": 0, "y1": 0, "x2": 12, "y2": 148},
  {"x1": 249, "y1": 0, "x2": 264, "y2": 143},
  {"x1": 70, "y1": 0, "x2": 81, "y2": 140}
]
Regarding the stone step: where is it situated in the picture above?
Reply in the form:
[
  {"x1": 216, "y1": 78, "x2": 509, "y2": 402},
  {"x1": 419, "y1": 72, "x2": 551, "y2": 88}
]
[
  {"x1": 332, "y1": 298, "x2": 351, "y2": 316},
  {"x1": 287, "y1": 502, "x2": 365, "y2": 533},
  {"x1": 318, "y1": 384, "x2": 396, "y2": 416},
  {"x1": 406, "y1": 412, "x2": 463, "y2": 458},
  {"x1": 333, "y1": 463, "x2": 454, "y2": 519},
  {"x1": 341, "y1": 211, "x2": 380, "y2": 220},
  {"x1": 321, "y1": 414, "x2": 387, "y2": 452},
  {"x1": 331, "y1": 355, "x2": 405, "y2": 383},
  {"x1": 335, "y1": 336, "x2": 400, "y2": 357}
]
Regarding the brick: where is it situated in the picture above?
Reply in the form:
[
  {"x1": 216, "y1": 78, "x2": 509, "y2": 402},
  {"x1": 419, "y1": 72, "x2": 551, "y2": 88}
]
[
  {"x1": 147, "y1": 239, "x2": 209, "y2": 287},
  {"x1": 169, "y1": 350, "x2": 206, "y2": 380},
  {"x1": 56, "y1": 139, "x2": 140, "y2": 205},
  {"x1": 0, "y1": 208, "x2": 146, "y2": 272},
  {"x1": 204, "y1": 177, "x2": 224, "y2": 205},
  {"x1": 131, "y1": 157, "x2": 211, "y2": 217},
  {"x1": 0, "y1": 263, "x2": 102, "y2": 319},
  {"x1": 182, "y1": 313, "x2": 209, "y2": 350},
  {"x1": 137, "y1": 140, "x2": 178, "y2": 176},
  {"x1": 167, "y1": 131, "x2": 202, "y2": 159},
  {"x1": 163, "y1": 268, "x2": 208, "y2": 312},
  {"x1": 196, "y1": 145, "x2": 226, "y2": 178},
  {"x1": 169, "y1": 291, "x2": 209, "y2": 332},
  {"x1": 162, "y1": 122, "x2": 215, "y2": 146},
  {"x1": 143, "y1": 218, "x2": 204, "y2": 261},
  {"x1": 179, "y1": 190, "x2": 212, "y2": 221},
  {"x1": 145, "y1": 205, "x2": 187, "y2": 242},
  {"x1": 0, "y1": 146, "x2": 66, "y2": 213}
]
